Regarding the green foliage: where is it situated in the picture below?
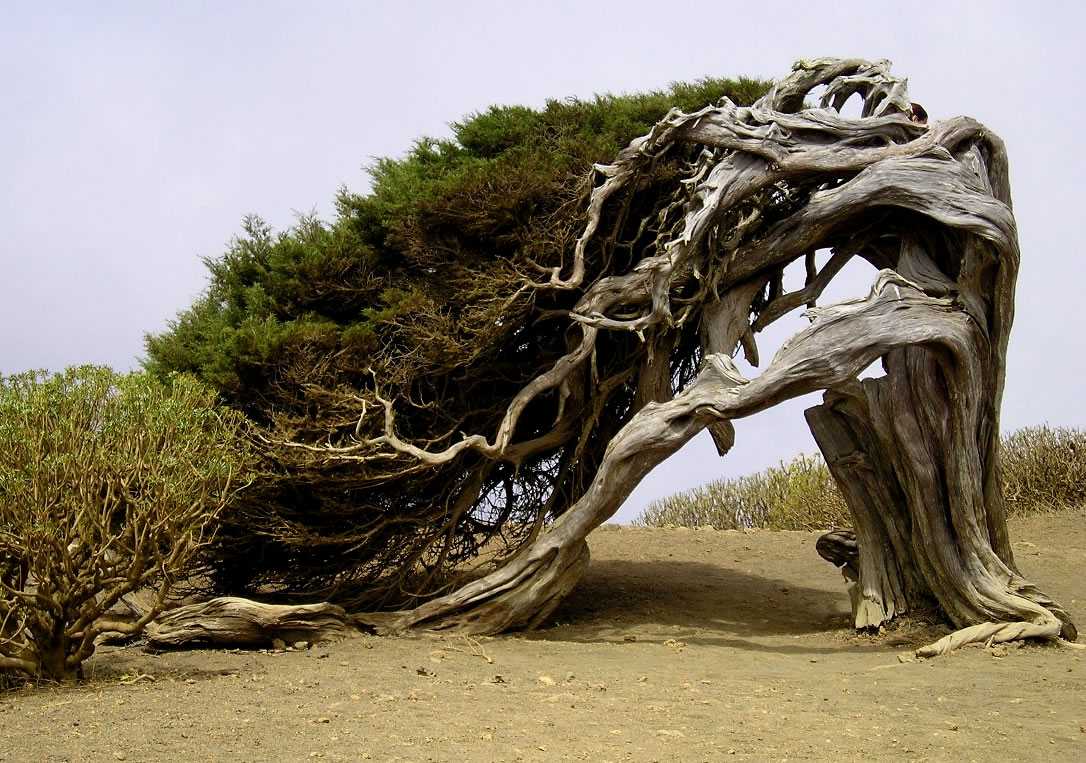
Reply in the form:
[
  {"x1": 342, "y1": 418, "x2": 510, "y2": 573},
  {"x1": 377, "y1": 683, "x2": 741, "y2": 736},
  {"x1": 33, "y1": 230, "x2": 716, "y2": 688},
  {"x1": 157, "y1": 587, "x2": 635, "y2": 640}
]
[
  {"x1": 638, "y1": 427, "x2": 1086, "y2": 530},
  {"x1": 142, "y1": 75, "x2": 774, "y2": 606},
  {"x1": 0, "y1": 366, "x2": 254, "y2": 682},
  {"x1": 144, "y1": 76, "x2": 772, "y2": 412}
]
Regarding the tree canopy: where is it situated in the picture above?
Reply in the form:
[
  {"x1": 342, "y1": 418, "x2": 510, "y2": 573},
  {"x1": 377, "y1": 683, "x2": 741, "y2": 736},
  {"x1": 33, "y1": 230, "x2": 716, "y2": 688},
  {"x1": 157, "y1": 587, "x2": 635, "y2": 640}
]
[{"x1": 145, "y1": 76, "x2": 773, "y2": 607}]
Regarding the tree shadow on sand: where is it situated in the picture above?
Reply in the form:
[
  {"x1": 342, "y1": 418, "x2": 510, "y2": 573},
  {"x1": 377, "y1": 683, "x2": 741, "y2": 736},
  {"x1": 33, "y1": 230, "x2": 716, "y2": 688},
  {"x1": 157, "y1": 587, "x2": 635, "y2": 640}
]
[{"x1": 529, "y1": 559, "x2": 944, "y2": 654}]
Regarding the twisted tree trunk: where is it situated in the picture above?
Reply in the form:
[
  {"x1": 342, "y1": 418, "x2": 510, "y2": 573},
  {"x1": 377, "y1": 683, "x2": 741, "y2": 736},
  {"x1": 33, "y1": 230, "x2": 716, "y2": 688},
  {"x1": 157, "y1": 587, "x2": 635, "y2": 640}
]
[
  {"x1": 807, "y1": 347, "x2": 1077, "y2": 652},
  {"x1": 353, "y1": 58, "x2": 1078, "y2": 655}
]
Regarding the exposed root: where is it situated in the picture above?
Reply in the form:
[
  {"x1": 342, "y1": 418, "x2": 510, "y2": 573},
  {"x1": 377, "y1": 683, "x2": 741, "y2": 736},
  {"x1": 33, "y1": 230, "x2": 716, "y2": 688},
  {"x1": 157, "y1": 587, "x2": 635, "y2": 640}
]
[
  {"x1": 357, "y1": 540, "x2": 591, "y2": 635},
  {"x1": 916, "y1": 616, "x2": 1077, "y2": 658}
]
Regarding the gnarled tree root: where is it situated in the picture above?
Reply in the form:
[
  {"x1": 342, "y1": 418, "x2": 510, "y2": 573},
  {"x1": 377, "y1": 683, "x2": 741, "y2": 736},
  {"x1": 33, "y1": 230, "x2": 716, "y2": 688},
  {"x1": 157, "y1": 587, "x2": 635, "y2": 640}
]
[
  {"x1": 818, "y1": 531, "x2": 1081, "y2": 656},
  {"x1": 358, "y1": 539, "x2": 591, "y2": 635},
  {"x1": 916, "y1": 617, "x2": 1083, "y2": 658}
]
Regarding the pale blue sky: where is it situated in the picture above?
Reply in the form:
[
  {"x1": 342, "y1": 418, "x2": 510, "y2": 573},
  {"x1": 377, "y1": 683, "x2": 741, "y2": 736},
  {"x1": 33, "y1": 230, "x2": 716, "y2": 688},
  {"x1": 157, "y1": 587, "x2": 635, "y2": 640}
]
[{"x1": 2, "y1": 1, "x2": 1083, "y2": 521}]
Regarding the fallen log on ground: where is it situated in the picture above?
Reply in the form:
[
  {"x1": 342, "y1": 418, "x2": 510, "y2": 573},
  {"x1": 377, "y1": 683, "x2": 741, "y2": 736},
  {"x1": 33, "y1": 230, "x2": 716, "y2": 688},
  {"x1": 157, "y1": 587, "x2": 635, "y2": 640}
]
[{"x1": 144, "y1": 597, "x2": 361, "y2": 648}]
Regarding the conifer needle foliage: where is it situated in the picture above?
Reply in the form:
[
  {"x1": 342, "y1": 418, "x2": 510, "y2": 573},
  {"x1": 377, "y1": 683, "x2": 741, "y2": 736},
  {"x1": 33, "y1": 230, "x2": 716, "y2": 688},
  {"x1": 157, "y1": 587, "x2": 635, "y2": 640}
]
[{"x1": 145, "y1": 77, "x2": 772, "y2": 608}]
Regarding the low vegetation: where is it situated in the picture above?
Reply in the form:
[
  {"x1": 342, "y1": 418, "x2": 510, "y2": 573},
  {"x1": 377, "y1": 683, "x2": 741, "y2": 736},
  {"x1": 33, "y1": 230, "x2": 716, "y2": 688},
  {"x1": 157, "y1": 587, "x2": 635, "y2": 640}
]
[
  {"x1": 638, "y1": 426, "x2": 1086, "y2": 530},
  {"x1": 999, "y1": 426, "x2": 1086, "y2": 514},
  {"x1": 0, "y1": 366, "x2": 253, "y2": 682}
]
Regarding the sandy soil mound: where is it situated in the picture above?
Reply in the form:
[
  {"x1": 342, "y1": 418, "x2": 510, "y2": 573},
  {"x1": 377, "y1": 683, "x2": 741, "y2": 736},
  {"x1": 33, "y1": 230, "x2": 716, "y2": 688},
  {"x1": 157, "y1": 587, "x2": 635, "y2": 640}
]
[{"x1": 2, "y1": 511, "x2": 1083, "y2": 761}]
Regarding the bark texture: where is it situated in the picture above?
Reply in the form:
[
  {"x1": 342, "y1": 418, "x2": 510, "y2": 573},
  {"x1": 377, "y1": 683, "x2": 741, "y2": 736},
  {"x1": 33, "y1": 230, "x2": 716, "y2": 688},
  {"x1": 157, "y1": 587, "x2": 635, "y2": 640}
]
[
  {"x1": 145, "y1": 598, "x2": 359, "y2": 648},
  {"x1": 347, "y1": 58, "x2": 1078, "y2": 654}
]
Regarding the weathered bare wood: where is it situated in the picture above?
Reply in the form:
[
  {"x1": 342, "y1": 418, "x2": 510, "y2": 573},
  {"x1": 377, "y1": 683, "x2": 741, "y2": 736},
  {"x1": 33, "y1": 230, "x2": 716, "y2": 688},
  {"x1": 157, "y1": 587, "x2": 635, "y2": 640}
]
[
  {"x1": 145, "y1": 597, "x2": 359, "y2": 648},
  {"x1": 807, "y1": 392, "x2": 923, "y2": 629},
  {"x1": 333, "y1": 58, "x2": 1078, "y2": 655},
  {"x1": 365, "y1": 272, "x2": 1024, "y2": 637}
]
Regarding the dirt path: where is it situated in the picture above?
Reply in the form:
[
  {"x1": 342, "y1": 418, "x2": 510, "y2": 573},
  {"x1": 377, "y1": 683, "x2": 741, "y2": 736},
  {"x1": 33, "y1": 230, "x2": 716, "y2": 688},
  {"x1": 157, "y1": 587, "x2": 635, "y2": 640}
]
[{"x1": 2, "y1": 512, "x2": 1084, "y2": 762}]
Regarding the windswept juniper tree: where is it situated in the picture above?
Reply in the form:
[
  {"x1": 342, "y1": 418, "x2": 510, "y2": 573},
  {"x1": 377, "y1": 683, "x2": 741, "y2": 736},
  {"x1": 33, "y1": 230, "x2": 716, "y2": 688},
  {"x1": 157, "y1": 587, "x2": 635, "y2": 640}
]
[{"x1": 149, "y1": 58, "x2": 1078, "y2": 655}]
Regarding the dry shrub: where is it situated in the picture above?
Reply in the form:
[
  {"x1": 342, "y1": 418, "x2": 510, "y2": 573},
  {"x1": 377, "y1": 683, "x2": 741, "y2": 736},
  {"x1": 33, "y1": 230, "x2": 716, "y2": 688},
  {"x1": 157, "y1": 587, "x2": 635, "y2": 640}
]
[
  {"x1": 0, "y1": 366, "x2": 253, "y2": 682},
  {"x1": 1001, "y1": 426, "x2": 1086, "y2": 515},
  {"x1": 639, "y1": 426, "x2": 1086, "y2": 530},
  {"x1": 638, "y1": 453, "x2": 849, "y2": 531}
]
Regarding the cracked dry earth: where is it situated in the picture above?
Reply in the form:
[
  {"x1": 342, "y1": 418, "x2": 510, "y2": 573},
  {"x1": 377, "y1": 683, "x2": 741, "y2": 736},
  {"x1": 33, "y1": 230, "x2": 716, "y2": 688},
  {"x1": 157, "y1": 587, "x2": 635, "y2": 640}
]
[{"x1": 1, "y1": 510, "x2": 1083, "y2": 762}]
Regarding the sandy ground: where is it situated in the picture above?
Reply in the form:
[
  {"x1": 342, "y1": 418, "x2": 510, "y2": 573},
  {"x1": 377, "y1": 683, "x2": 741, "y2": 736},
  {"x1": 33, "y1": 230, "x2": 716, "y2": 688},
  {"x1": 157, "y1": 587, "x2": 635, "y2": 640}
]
[{"x1": 1, "y1": 511, "x2": 1084, "y2": 762}]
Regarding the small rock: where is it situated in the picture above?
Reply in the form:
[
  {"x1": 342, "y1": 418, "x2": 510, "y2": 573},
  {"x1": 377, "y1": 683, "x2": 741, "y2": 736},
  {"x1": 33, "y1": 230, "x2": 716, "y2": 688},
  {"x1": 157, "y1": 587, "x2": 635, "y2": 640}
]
[
  {"x1": 316, "y1": 717, "x2": 331, "y2": 724},
  {"x1": 113, "y1": 754, "x2": 126, "y2": 761},
  {"x1": 293, "y1": 641, "x2": 310, "y2": 650},
  {"x1": 623, "y1": 635, "x2": 637, "y2": 642},
  {"x1": 990, "y1": 645, "x2": 1009, "y2": 658},
  {"x1": 898, "y1": 653, "x2": 914, "y2": 664},
  {"x1": 271, "y1": 638, "x2": 287, "y2": 651},
  {"x1": 536, "y1": 675, "x2": 556, "y2": 686},
  {"x1": 564, "y1": 672, "x2": 575, "y2": 682}
]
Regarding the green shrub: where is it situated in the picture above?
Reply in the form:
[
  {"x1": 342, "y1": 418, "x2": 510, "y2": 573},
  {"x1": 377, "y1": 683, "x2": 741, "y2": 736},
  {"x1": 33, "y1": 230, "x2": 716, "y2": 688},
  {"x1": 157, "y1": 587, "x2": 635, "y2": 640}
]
[
  {"x1": 0, "y1": 366, "x2": 253, "y2": 682},
  {"x1": 638, "y1": 426, "x2": 1086, "y2": 530}
]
